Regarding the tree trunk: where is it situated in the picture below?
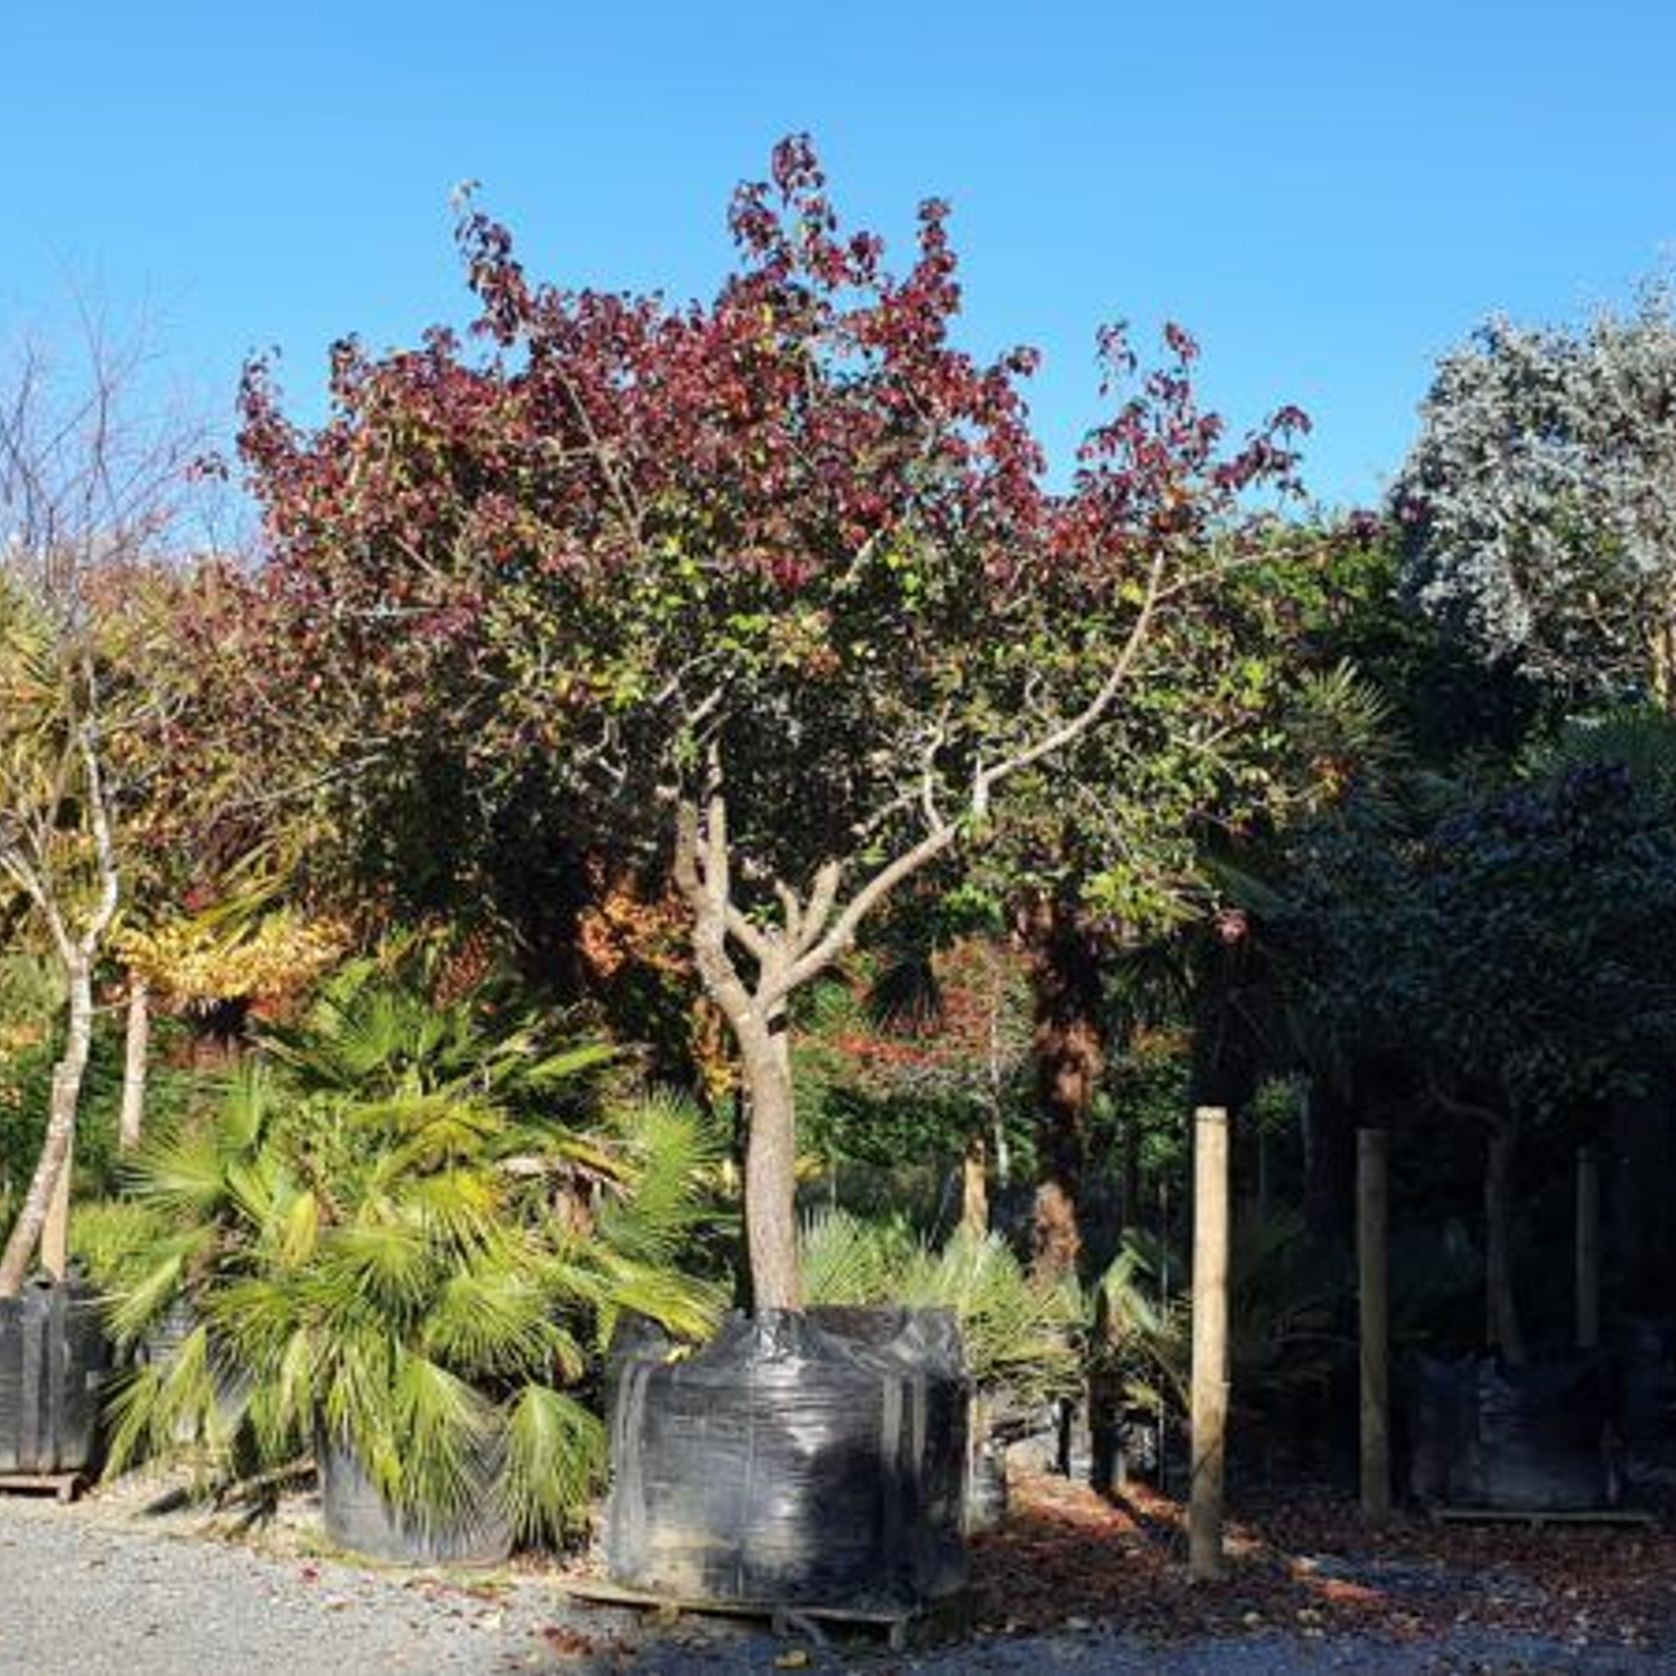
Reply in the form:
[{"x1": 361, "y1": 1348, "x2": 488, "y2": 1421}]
[
  {"x1": 1484, "y1": 1123, "x2": 1525, "y2": 1363},
  {"x1": 738, "y1": 1016, "x2": 801, "y2": 1313},
  {"x1": 961, "y1": 1129, "x2": 989, "y2": 1238},
  {"x1": 1608, "y1": 1089, "x2": 1671, "y2": 1312},
  {"x1": 0, "y1": 957, "x2": 96, "y2": 1297},
  {"x1": 1357, "y1": 1128, "x2": 1391, "y2": 1522},
  {"x1": 1648, "y1": 606, "x2": 1676, "y2": 713},
  {"x1": 1023, "y1": 897, "x2": 1103, "y2": 1282},
  {"x1": 40, "y1": 1097, "x2": 72, "y2": 1281},
  {"x1": 1575, "y1": 1144, "x2": 1601, "y2": 1351},
  {"x1": 1119, "y1": 1117, "x2": 1141, "y2": 1236},
  {"x1": 1189, "y1": 1105, "x2": 1230, "y2": 1581},
  {"x1": 1302, "y1": 1078, "x2": 1356, "y2": 1257},
  {"x1": 992, "y1": 1109, "x2": 1011, "y2": 1188},
  {"x1": 118, "y1": 975, "x2": 151, "y2": 1153}
]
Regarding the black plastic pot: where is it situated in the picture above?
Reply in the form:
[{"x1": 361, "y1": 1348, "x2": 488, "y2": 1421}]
[
  {"x1": 1614, "y1": 1318, "x2": 1676, "y2": 1449},
  {"x1": 606, "y1": 1306, "x2": 969, "y2": 1608},
  {"x1": 965, "y1": 1432, "x2": 1008, "y2": 1533},
  {"x1": 0, "y1": 1277, "x2": 111, "y2": 1475},
  {"x1": 317, "y1": 1431, "x2": 513, "y2": 1566},
  {"x1": 1407, "y1": 1353, "x2": 1615, "y2": 1511}
]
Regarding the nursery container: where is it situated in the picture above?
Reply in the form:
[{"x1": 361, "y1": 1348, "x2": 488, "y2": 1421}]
[
  {"x1": 606, "y1": 1306, "x2": 968, "y2": 1607},
  {"x1": 1407, "y1": 1353, "x2": 1614, "y2": 1511},
  {"x1": 317, "y1": 1431, "x2": 513, "y2": 1566},
  {"x1": 0, "y1": 1277, "x2": 110, "y2": 1476}
]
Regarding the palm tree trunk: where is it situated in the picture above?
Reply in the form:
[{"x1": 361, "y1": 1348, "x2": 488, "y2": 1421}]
[{"x1": 1023, "y1": 897, "x2": 1103, "y2": 1281}]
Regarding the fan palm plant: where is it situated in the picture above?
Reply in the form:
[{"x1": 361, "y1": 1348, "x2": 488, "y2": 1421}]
[
  {"x1": 798, "y1": 1208, "x2": 1081, "y2": 1408},
  {"x1": 96, "y1": 957, "x2": 723, "y2": 1547},
  {"x1": 1090, "y1": 1210, "x2": 1346, "y2": 1430}
]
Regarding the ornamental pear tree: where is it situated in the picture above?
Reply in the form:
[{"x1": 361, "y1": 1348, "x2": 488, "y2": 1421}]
[
  {"x1": 236, "y1": 137, "x2": 1310, "y2": 1310},
  {"x1": 1394, "y1": 283, "x2": 1676, "y2": 707}
]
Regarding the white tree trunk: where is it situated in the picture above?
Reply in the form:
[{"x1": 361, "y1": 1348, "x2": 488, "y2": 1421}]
[
  {"x1": 0, "y1": 957, "x2": 96, "y2": 1296},
  {"x1": 118, "y1": 976, "x2": 151, "y2": 1152}
]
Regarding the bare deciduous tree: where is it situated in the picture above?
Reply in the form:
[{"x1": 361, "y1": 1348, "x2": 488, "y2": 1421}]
[{"x1": 0, "y1": 317, "x2": 212, "y2": 1294}]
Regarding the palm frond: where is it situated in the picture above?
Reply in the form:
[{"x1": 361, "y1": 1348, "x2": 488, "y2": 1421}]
[
  {"x1": 384, "y1": 1351, "x2": 497, "y2": 1524},
  {"x1": 594, "y1": 1088, "x2": 723, "y2": 1264},
  {"x1": 499, "y1": 1384, "x2": 605, "y2": 1542},
  {"x1": 799, "y1": 1207, "x2": 914, "y2": 1305}
]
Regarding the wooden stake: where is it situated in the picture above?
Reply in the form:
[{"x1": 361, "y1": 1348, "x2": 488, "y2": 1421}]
[
  {"x1": 1358, "y1": 1127, "x2": 1391, "y2": 1522},
  {"x1": 1576, "y1": 1145, "x2": 1600, "y2": 1351},
  {"x1": 1189, "y1": 1105, "x2": 1229, "y2": 1581},
  {"x1": 1485, "y1": 1124, "x2": 1525, "y2": 1363}
]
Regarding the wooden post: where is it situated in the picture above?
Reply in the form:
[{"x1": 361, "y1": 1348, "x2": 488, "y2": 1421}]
[
  {"x1": 1357, "y1": 1127, "x2": 1391, "y2": 1522},
  {"x1": 1189, "y1": 1105, "x2": 1230, "y2": 1581},
  {"x1": 1576, "y1": 1145, "x2": 1601, "y2": 1351},
  {"x1": 1484, "y1": 1123, "x2": 1525, "y2": 1363}
]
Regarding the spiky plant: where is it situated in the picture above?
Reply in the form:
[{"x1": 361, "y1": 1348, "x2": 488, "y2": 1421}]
[
  {"x1": 1089, "y1": 1231, "x2": 1191, "y2": 1418},
  {"x1": 1090, "y1": 1211, "x2": 1346, "y2": 1429},
  {"x1": 898, "y1": 1229, "x2": 1082, "y2": 1409},
  {"x1": 796, "y1": 1206, "x2": 916, "y2": 1306},
  {"x1": 798, "y1": 1208, "x2": 1081, "y2": 1408},
  {"x1": 1539, "y1": 706, "x2": 1676, "y2": 795},
  {"x1": 98, "y1": 959, "x2": 723, "y2": 1545}
]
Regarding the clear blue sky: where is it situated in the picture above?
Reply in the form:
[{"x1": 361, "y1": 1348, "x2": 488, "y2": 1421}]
[{"x1": 5, "y1": 1, "x2": 1674, "y2": 510}]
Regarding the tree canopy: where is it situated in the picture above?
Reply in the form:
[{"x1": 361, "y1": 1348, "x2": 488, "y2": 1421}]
[
  {"x1": 1394, "y1": 285, "x2": 1676, "y2": 708},
  {"x1": 234, "y1": 137, "x2": 1313, "y2": 1306}
]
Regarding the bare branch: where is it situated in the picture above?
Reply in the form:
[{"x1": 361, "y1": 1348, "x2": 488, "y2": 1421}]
[
  {"x1": 798, "y1": 859, "x2": 843, "y2": 956},
  {"x1": 765, "y1": 545, "x2": 1204, "y2": 1005},
  {"x1": 767, "y1": 820, "x2": 960, "y2": 1006},
  {"x1": 724, "y1": 901, "x2": 772, "y2": 966},
  {"x1": 972, "y1": 551, "x2": 1167, "y2": 808},
  {"x1": 76, "y1": 718, "x2": 121, "y2": 956}
]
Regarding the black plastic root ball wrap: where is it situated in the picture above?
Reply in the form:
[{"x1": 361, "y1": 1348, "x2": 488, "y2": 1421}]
[
  {"x1": 317, "y1": 1430, "x2": 514, "y2": 1566},
  {"x1": 0, "y1": 1278, "x2": 110, "y2": 1475},
  {"x1": 1407, "y1": 1353, "x2": 1615, "y2": 1511},
  {"x1": 606, "y1": 1307, "x2": 969, "y2": 1608}
]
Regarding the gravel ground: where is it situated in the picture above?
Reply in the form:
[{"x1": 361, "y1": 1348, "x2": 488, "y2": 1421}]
[{"x1": 2, "y1": 1492, "x2": 1673, "y2": 1676}]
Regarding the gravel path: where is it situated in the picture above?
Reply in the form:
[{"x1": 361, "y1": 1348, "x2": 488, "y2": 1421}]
[{"x1": 2, "y1": 1493, "x2": 1672, "y2": 1676}]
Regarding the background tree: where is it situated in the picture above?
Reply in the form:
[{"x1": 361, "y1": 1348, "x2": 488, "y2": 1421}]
[
  {"x1": 1266, "y1": 757, "x2": 1676, "y2": 1359},
  {"x1": 793, "y1": 922, "x2": 1034, "y2": 1238},
  {"x1": 1394, "y1": 283, "x2": 1676, "y2": 709},
  {"x1": 0, "y1": 324, "x2": 211, "y2": 1292},
  {"x1": 234, "y1": 137, "x2": 1310, "y2": 1311}
]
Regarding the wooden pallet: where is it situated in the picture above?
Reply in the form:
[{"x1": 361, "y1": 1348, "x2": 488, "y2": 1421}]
[
  {"x1": 560, "y1": 1576, "x2": 971, "y2": 1652},
  {"x1": 0, "y1": 1471, "x2": 88, "y2": 1503},
  {"x1": 1427, "y1": 1504, "x2": 1657, "y2": 1530}
]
